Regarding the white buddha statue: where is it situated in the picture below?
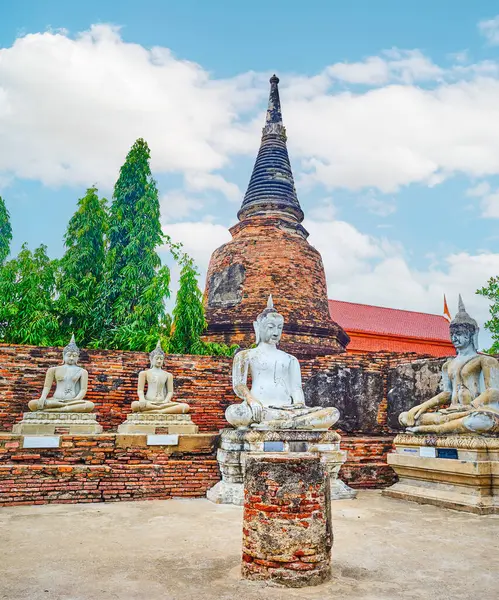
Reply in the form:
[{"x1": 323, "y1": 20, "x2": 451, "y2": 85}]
[
  {"x1": 131, "y1": 340, "x2": 190, "y2": 414},
  {"x1": 225, "y1": 296, "x2": 339, "y2": 430},
  {"x1": 28, "y1": 335, "x2": 94, "y2": 413}
]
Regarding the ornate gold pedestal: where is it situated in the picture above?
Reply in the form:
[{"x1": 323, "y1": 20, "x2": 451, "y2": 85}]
[{"x1": 383, "y1": 434, "x2": 499, "y2": 515}]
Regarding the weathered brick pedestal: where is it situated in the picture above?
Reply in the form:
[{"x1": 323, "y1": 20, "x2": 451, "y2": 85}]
[{"x1": 242, "y1": 453, "x2": 332, "y2": 587}]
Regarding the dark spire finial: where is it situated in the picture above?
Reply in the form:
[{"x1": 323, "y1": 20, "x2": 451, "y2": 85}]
[{"x1": 237, "y1": 75, "x2": 304, "y2": 223}]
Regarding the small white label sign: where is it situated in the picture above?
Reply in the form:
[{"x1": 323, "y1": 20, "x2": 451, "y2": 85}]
[
  {"x1": 147, "y1": 434, "x2": 179, "y2": 446},
  {"x1": 23, "y1": 436, "x2": 60, "y2": 449},
  {"x1": 420, "y1": 446, "x2": 436, "y2": 458},
  {"x1": 400, "y1": 447, "x2": 419, "y2": 454}
]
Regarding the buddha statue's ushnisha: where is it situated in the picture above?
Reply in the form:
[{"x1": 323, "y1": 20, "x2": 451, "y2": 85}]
[
  {"x1": 28, "y1": 335, "x2": 94, "y2": 413},
  {"x1": 131, "y1": 341, "x2": 190, "y2": 414},
  {"x1": 399, "y1": 296, "x2": 499, "y2": 435},
  {"x1": 226, "y1": 296, "x2": 339, "y2": 430}
]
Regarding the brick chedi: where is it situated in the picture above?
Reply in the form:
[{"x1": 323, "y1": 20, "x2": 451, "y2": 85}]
[{"x1": 203, "y1": 75, "x2": 349, "y2": 356}]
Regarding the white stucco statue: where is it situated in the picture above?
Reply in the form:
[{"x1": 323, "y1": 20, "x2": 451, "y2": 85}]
[
  {"x1": 225, "y1": 296, "x2": 339, "y2": 430},
  {"x1": 28, "y1": 335, "x2": 94, "y2": 413}
]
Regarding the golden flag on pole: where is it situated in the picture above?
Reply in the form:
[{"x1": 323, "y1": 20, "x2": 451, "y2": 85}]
[{"x1": 443, "y1": 294, "x2": 451, "y2": 322}]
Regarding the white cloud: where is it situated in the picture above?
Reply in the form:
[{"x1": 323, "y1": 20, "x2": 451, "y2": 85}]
[
  {"x1": 160, "y1": 191, "x2": 204, "y2": 222},
  {"x1": 478, "y1": 15, "x2": 499, "y2": 46},
  {"x1": 327, "y1": 49, "x2": 443, "y2": 85},
  {"x1": 0, "y1": 25, "x2": 253, "y2": 190},
  {"x1": 286, "y1": 77, "x2": 499, "y2": 192},
  {"x1": 5, "y1": 26, "x2": 499, "y2": 198},
  {"x1": 358, "y1": 191, "x2": 397, "y2": 216},
  {"x1": 481, "y1": 192, "x2": 499, "y2": 218},
  {"x1": 466, "y1": 181, "x2": 491, "y2": 197},
  {"x1": 307, "y1": 197, "x2": 337, "y2": 220},
  {"x1": 162, "y1": 221, "x2": 231, "y2": 274},
  {"x1": 185, "y1": 172, "x2": 240, "y2": 201},
  {"x1": 465, "y1": 180, "x2": 499, "y2": 218},
  {"x1": 305, "y1": 217, "x2": 498, "y2": 346}
]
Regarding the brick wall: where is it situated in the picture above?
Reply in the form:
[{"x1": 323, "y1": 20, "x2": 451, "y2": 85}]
[
  {"x1": 0, "y1": 344, "x2": 434, "y2": 503},
  {"x1": 0, "y1": 345, "x2": 234, "y2": 433},
  {"x1": 0, "y1": 433, "x2": 219, "y2": 506}
]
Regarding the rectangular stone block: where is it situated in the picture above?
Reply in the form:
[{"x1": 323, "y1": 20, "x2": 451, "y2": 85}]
[{"x1": 384, "y1": 450, "x2": 499, "y2": 515}]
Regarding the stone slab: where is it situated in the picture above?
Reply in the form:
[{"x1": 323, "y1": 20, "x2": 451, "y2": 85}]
[
  {"x1": 384, "y1": 449, "x2": 499, "y2": 515},
  {"x1": 117, "y1": 412, "x2": 199, "y2": 435},
  {"x1": 12, "y1": 412, "x2": 103, "y2": 435}
]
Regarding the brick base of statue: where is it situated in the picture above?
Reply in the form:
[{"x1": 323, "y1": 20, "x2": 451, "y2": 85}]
[
  {"x1": 206, "y1": 428, "x2": 356, "y2": 505},
  {"x1": 12, "y1": 412, "x2": 103, "y2": 435},
  {"x1": 117, "y1": 413, "x2": 199, "y2": 434},
  {"x1": 383, "y1": 434, "x2": 499, "y2": 515},
  {"x1": 241, "y1": 453, "x2": 332, "y2": 587}
]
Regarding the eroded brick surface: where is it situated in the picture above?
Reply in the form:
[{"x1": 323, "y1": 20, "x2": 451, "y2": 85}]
[
  {"x1": 242, "y1": 454, "x2": 331, "y2": 587},
  {"x1": 202, "y1": 217, "x2": 349, "y2": 356}
]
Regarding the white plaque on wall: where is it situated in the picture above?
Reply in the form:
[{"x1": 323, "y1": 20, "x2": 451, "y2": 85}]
[
  {"x1": 147, "y1": 434, "x2": 179, "y2": 446},
  {"x1": 419, "y1": 446, "x2": 437, "y2": 458},
  {"x1": 22, "y1": 436, "x2": 60, "y2": 449}
]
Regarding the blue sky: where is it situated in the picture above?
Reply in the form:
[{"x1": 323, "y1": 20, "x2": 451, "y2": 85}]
[{"x1": 1, "y1": 1, "x2": 499, "y2": 346}]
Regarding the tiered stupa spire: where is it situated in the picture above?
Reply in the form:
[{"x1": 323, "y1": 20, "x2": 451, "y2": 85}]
[{"x1": 237, "y1": 75, "x2": 304, "y2": 223}]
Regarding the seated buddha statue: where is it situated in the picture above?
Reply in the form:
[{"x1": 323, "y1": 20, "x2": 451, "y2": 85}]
[
  {"x1": 399, "y1": 296, "x2": 499, "y2": 435},
  {"x1": 28, "y1": 335, "x2": 95, "y2": 413},
  {"x1": 131, "y1": 341, "x2": 190, "y2": 414},
  {"x1": 225, "y1": 296, "x2": 339, "y2": 430}
]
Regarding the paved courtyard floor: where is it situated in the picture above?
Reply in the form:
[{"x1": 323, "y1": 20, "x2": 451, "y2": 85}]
[{"x1": 0, "y1": 490, "x2": 497, "y2": 600}]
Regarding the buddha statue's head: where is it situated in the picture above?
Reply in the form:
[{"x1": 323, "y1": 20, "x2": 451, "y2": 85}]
[
  {"x1": 449, "y1": 295, "x2": 479, "y2": 352},
  {"x1": 149, "y1": 340, "x2": 165, "y2": 368},
  {"x1": 253, "y1": 295, "x2": 284, "y2": 346},
  {"x1": 62, "y1": 334, "x2": 80, "y2": 366}
]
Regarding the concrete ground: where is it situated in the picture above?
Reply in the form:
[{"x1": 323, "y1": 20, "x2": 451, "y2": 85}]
[{"x1": 0, "y1": 491, "x2": 497, "y2": 600}]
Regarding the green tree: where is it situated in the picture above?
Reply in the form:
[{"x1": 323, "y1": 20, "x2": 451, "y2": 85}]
[
  {"x1": 100, "y1": 138, "x2": 171, "y2": 350},
  {"x1": 57, "y1": 187, "x2": 108, "y2": 345},
  {"x1": 0, "y1": 196, "x2": 12, "y2": 264},
  {"x1": 0, "y1": 244, "x2": 59, "y2": 345},
  {"x1": 170, "y1": 255, "x2": 237, "y2": 356},
  {"x1": 477, "y1": 276, "x2": 499, "y2": 354},
  {"x1": 169, "y1": 256, "x2": 207, "y2": 354}
]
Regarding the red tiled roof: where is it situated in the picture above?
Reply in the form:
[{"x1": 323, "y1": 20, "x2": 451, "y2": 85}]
[
  {"x1": 328, "y1": 299, "x2": 452, "y2": 343},
  {"x1": 345, "y1": 333, "x2": 453, "y2": 357}
]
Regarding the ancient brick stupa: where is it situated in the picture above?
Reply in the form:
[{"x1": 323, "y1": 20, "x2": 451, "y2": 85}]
[{"x1": 203, "y1": 75, "x2": 349, "y2": 356}]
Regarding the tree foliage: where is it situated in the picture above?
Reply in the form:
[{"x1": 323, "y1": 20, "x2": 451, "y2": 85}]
[
  {"x1": 99, "y1": 138, "x2": 171, "y2": 349},
  {"x1": 170, "y1": 255, "x2": 237, "y2": 356},
  {"x1": 0, "y1": 196, "x2": 12, "y2": 265},
  {"x1": 0, "y1": 244, "x2": 59, "y2": 345},
  {"x1": 0, "y1": 139, "x2": 232, "y2": 357},
  {"x1": 57, "y1": 187, "x2": 108, "y2": 346},
  {"x1": 477, "y1": 276, "x2": 499, "y2": 354}
]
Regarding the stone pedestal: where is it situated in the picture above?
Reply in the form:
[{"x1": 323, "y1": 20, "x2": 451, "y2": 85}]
[
  {"x1": 206, "y1": 428, "x2": 356, "y2": 505},
  {"x1": 117, "y1": 413, "x2": 198, "y2": 435},
  {"x1": 12, "y1": 412, "x2": 103, "y2": 435},
  {"x1": 242, "y1": 453, "x2": 332, "y2": 587},
  {"x1": 383, "y1": 434, "x2": 499, "y2": 515}
]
